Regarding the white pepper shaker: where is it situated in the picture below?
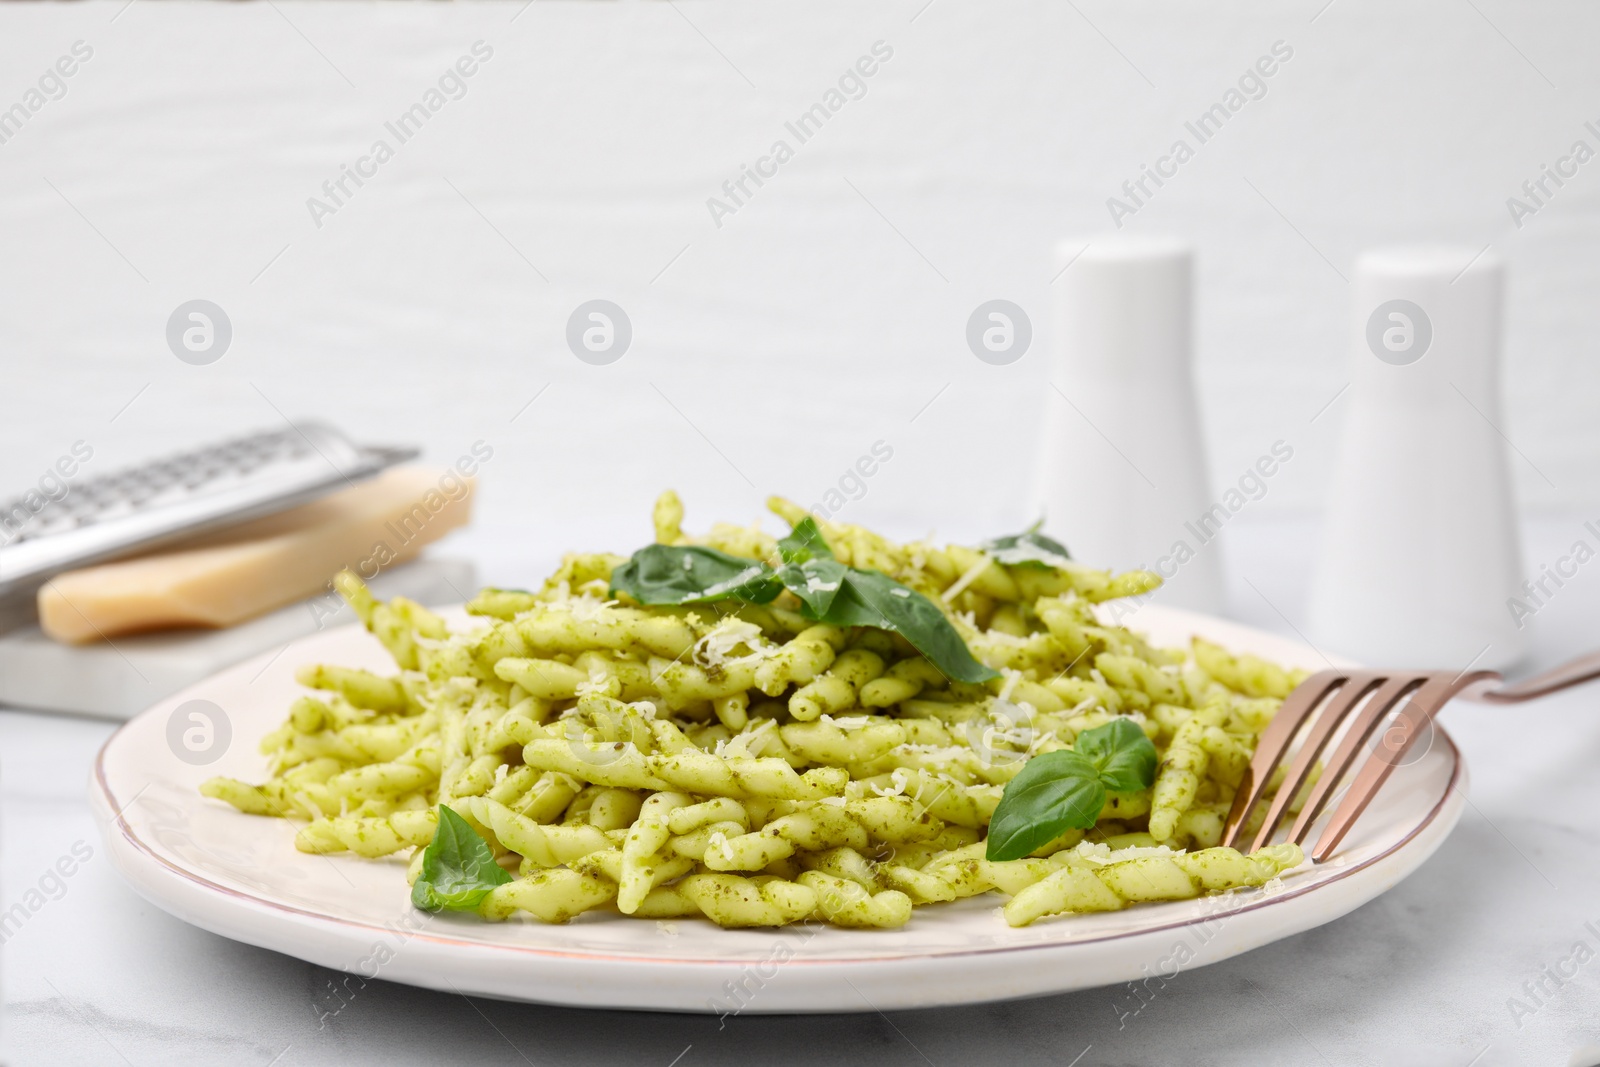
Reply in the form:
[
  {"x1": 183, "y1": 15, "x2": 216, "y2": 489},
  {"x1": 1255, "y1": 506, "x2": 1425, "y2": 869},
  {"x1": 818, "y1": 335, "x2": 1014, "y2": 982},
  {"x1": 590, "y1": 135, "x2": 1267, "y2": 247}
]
[
  {"x1": 1308, "y1": 245, "x2": 1526, "y2": 669},
  {"x1": 1037, "y1": 236, "x2": 1225, "y2": 613}
]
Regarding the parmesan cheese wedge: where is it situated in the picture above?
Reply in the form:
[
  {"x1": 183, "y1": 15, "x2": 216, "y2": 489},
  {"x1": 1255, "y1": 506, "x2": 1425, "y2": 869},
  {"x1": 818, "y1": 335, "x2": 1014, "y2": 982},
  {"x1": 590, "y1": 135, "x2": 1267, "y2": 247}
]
[{"x1": 38, "y1": 466, "x2": 474, "y2": 644}]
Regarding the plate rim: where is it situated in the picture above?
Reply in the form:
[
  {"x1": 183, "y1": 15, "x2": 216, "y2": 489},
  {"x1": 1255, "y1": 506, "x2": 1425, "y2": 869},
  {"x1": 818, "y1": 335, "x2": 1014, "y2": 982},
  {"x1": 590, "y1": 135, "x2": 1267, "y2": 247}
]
[{"x1": 90, "y1": 605, "x2": 1466, "y2": 970}]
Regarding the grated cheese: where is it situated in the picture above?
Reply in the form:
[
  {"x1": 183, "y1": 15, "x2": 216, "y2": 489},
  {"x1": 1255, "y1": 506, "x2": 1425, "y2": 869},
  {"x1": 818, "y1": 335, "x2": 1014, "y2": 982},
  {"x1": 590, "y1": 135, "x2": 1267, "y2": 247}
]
[
  {"x1": 819, "y1": 714, "x2": 873, "y2": 732},
  {"x1": 693, "y1": 618, "x2": 771, "y2": 669},
  {"x1": 941, "y1": 556, "x2": 991, "y2": 603},
  {"x1": 1071, "y1": 841, "x2": 1184, "y2": 865},
  {"x1": 869, "y1": 768, "x2": 912, "y2": 798}
]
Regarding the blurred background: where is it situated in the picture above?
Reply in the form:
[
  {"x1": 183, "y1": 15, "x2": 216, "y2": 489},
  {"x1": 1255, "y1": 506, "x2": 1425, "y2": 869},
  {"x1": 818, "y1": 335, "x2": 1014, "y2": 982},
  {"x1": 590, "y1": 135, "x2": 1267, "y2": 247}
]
[
  {"x1": 2, "y1": 0, "x2": 1596, "y2": 600},
  {"x1": 7, "y1": 4, "x2": 1600, "y2": 1065}
]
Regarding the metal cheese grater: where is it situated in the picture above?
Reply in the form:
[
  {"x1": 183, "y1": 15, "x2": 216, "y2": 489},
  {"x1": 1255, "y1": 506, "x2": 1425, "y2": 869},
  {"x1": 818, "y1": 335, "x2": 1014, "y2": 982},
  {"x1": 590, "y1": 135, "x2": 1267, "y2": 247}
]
[{"x1": 0, "y1": 422, "x2": 417, "y2": 602}]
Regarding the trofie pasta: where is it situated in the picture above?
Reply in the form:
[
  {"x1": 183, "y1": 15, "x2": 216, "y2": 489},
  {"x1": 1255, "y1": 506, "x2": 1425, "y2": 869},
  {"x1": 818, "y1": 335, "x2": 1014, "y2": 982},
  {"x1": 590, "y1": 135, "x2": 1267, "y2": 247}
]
[{"x1": 201, "y1": 492, "x2": 1312, "y2": 930}]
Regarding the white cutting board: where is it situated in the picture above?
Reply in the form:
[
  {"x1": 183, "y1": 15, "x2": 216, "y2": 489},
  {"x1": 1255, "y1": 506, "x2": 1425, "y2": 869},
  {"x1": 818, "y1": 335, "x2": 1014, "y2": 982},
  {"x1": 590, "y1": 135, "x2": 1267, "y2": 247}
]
[{"x1": 0, "y1": 557, "x2": 475, "y2": 720}]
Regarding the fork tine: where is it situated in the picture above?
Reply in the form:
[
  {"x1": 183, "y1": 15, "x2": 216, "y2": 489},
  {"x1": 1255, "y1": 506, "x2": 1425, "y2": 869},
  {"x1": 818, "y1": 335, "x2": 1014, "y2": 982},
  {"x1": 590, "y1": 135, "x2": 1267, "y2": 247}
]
[
  {"x1": 1221, "y1": 670, "x2": 1349, "y2": 851},
  {"x1": 1311, "y1": 670, "x2": 1496, "y2": 862},
  {"x1": 1247, "y1": 674, "x2": 1390, "y2": 853},
  {"x1": 1284, "y1": 675, "x2": 1422, "y2": 847}
]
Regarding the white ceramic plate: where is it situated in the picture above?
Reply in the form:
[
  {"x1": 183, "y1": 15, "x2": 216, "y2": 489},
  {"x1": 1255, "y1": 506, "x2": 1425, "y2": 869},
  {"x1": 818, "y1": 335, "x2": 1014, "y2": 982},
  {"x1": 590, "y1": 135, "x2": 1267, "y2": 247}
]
[{"x1": 91, "y1": 603, "x2": 1464, "y2": 1014}]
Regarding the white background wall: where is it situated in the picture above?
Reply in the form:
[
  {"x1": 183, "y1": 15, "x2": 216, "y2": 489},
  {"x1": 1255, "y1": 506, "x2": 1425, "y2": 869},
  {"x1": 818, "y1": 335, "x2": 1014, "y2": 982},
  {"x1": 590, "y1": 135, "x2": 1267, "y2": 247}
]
[{"x1": 2, "y1": 0, "x2": 1597, "y2": 574}]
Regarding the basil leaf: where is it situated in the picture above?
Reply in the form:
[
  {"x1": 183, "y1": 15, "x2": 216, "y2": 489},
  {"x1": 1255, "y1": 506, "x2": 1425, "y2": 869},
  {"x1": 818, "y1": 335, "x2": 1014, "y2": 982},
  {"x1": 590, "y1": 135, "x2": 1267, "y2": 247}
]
[
  {"x1": 789, "y1": 567, "x2": 1000, "y2": 685},
  {"x1": 984, "y1": 750, "x2": 1106, "y2": 861},
  {"x1": 610, "y1": 544, "x2": 783, "y2": 606},
  {"x1": 412, "y1": 805, "x2": 513, "y2": 912},
  {"x1": 610, "y1": 518, "x2": 998, "y2": 685},
  {"x1": 980, "y1": 521, "x2": 1072, "y2": 569},
  {"x1": 1073, "y1": 718, "x2": 1158, "y2": 794},
  {"x1": 776, "y1": 557, "x2": 850, "y2": 618},
  {"x1": 777, "y1": 516, "x2": 834, "y2": 565},
  {"x1": 983, "y1": 717, "x2": 1160, "y2": 860}
]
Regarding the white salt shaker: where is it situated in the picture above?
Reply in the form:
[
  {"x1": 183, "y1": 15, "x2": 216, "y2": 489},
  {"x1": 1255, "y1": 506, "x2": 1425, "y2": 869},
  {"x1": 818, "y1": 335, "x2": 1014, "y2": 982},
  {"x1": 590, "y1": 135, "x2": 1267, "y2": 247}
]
[
  {"x1": 1308, "y1": 246, "x2": 1526, "y2": 669},
  {"x1": 1036, "y1": 236, "x2": 1225, "y2": 613}
]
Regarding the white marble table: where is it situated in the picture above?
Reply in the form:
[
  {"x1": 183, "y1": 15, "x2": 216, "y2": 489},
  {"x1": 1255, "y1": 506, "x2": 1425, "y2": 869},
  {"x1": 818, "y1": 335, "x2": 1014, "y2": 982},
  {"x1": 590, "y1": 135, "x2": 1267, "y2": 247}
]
[{"x1": 5, "y1": 516, "x2": 1600, "y2": 1067}]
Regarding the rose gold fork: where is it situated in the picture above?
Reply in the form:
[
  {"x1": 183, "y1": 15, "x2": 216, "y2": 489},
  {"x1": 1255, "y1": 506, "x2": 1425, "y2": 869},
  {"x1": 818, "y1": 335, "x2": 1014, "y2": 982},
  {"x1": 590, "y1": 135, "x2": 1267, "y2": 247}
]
[{"x1": 1220, "y1": 648, "x2": 1600, "y2": 862}]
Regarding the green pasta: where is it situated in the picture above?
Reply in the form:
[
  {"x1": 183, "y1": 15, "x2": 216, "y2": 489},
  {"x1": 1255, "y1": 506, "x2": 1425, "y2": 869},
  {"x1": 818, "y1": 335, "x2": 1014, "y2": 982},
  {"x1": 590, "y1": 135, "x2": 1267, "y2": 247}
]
[{"x1": 201, "y1": 492, "x2": 1312, "y2": 929}]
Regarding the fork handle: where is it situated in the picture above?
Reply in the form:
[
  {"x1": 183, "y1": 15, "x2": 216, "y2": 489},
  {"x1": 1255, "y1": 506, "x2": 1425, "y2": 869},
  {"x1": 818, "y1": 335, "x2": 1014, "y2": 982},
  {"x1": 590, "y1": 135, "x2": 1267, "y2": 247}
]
[{"x1": 1473, "y1": 648, "x2": 1600, "y2": 703}]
